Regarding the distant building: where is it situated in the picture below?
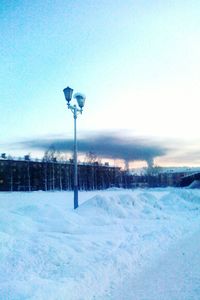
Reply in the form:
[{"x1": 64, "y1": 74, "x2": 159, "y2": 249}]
[
  {"x1": 1, "y1": 155, "x2": 199, "y2": 191},
  {"x1": 0, "y1": 157, "x2": 122, "y2": 191},
  {"x1": 179, "y1": 172, "x2": 200, "y2": 187},
  {"x1": 127, "y1": 167, "x2": 200, "y2": 188}
]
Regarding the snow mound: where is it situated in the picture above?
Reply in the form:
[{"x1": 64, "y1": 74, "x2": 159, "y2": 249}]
[{"x1": 77, "y1": 194, "x2": 135, "y2": 219}]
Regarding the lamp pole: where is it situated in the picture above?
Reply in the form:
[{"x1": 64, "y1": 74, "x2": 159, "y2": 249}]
[
  {"x1": 63, "y1": 86, "x2": 86, "y2": 209},
  {"x1": 73, "y1": 104, "x2": 78, "y2": 209}
]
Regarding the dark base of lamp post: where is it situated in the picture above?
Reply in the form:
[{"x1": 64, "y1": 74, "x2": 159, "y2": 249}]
[{"x1": 74, "y1": 186, "x2": 78, "y2": 209}]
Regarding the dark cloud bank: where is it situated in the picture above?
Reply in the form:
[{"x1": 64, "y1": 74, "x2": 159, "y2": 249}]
[{"x1": 19, "y1": 132, "x2": 167, "y2": 165}]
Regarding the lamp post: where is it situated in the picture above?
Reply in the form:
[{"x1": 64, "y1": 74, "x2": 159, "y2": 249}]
[{"x1": 63, "y1": 86, "x2": 86, "y2": 209}]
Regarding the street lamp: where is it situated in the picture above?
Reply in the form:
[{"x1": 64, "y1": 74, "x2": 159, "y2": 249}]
[{"x1": 63, "y1": 86, "x2": 86, "y2": 209}]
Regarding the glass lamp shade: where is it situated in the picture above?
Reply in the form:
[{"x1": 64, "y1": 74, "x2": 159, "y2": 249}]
[
  {"x1": 63, "y1": 86, "x2": 73, "y2": 103},
  {"x1": 74, "y1": 93, "x2": 86, "y2": 108}
]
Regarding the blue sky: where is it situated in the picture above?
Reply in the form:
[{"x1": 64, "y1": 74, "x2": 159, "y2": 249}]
[{"x1": 0, "y1": 0, "x2": 200, "y2": 166}]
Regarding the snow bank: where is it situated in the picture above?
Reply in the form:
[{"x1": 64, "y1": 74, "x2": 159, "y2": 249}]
[{"x1": 0, "y1": 189, "x2": 200, "y2": 299}]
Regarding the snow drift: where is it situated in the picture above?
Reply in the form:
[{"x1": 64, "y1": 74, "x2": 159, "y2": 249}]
[{"x1": 0, "y1": 188, "x2": 200, "y2": 299}]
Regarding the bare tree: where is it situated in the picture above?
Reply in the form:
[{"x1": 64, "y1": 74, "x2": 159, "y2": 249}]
[
  {"x1": 24, "y1": 154, "x2": 31, "y2": 191},
  {"x1": 42, "y1": 146, "x2": 57, "y2": 191},
  {"x1": 85, "y1": 151, "x2": 98, "y2": 164}
]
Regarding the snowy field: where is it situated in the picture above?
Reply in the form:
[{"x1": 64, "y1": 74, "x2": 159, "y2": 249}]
[{"x1": 0, "y1": 188, "x2": 200, "y2": 300}]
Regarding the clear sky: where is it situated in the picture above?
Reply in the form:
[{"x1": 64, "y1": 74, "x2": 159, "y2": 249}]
[{"x1": 0, "y1": 0, "x2": 200, "y2": 167}]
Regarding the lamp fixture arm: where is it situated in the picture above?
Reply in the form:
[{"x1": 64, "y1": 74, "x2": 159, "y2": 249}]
[{"x1": 67, "y1": 103, "x2": 83, "y2": 116}]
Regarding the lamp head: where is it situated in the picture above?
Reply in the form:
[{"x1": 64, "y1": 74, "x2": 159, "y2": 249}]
[
  {"x1": 63, "y1": 86, "x2": 73, "y2": 104},
  {"x1": 74, "y1": 93, "x2": 86, "y2": 109}
]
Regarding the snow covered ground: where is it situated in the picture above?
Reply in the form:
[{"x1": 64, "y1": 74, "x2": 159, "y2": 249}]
[{"x1": 0, "y1": 188, "x2": 200, "y2": 300}]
